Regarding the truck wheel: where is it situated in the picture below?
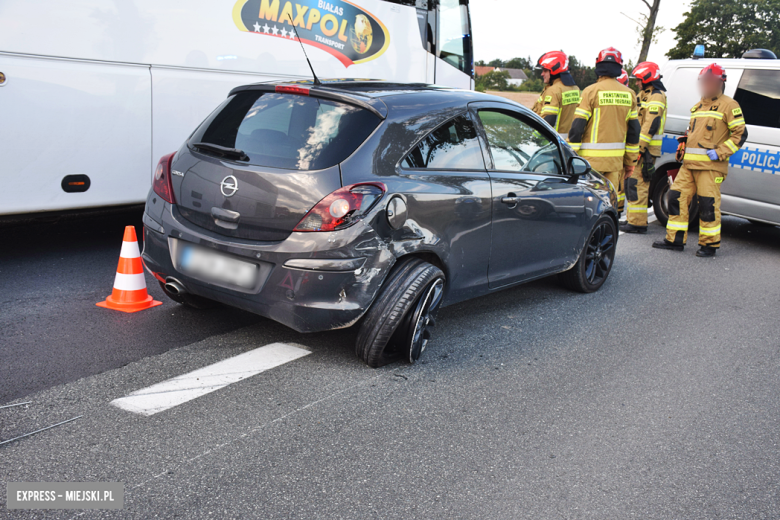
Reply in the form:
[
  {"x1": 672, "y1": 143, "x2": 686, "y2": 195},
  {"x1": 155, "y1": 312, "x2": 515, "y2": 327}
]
[
  {"x1": 652, "y1": 177, "x2": 699, "y2": 229},
  {"x1": 356, "y1": 258, "x2": 445, "y2": 368},
  {"x1": 559, "y1": 216, "x2": 616, "y2": 293}
]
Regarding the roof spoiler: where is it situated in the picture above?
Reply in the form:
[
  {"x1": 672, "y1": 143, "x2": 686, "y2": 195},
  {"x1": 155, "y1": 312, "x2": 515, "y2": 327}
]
[{"x1": 228, "y1": 83, "x2": 388, "y2": 119}]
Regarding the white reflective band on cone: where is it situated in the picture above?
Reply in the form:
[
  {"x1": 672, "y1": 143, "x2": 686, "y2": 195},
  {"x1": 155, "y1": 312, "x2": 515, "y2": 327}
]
[
  {"x1": 120, "y1": 241, "x2": 141, "y2": 259},
  {"x1": 113, "y1": 272, "x2": 147, "y2": 291}
]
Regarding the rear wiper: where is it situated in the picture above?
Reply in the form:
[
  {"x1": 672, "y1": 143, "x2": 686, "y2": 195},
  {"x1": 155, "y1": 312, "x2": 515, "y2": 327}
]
[{"x1": 191, "y1": 142, "x2": 249, "y2": 161}]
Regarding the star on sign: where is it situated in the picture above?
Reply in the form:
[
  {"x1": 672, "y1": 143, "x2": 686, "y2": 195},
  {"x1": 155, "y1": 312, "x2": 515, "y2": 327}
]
[
  {"x1": 280, "y1": 27, "x2": 288, "y2": 38},
  {"x1": 271, "y1": 25, "x2": 279, "y2": 36},
  {"x1": 253, "y1": 22, "x2": 261, "y2": 32},
  {"x1": 262, "y1": 23, "x2": 270, "y2": 34}
]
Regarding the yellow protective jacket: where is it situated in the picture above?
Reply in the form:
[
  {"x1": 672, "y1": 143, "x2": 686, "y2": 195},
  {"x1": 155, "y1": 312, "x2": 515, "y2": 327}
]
[
  {"x1": 532, "y1": 87, "x2": 549, "y2": 117},
  {"x1": 568, "y1": 76, "x2": 641, "y2": 173},
  {"x1": 683, "y1": 94, "x2": 747, "y2": 174},
  {"x1": 638, "y1": 86, "x2": 667, "y2": 157},
  {"x1": 538, "y1": 78, "x2": 581, "y2": 139}
]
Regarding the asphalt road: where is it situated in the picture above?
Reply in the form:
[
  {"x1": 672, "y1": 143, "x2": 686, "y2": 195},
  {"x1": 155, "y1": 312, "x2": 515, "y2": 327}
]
[{"x1": 1, "y1": 211, "x2": 779, "y2": 519}]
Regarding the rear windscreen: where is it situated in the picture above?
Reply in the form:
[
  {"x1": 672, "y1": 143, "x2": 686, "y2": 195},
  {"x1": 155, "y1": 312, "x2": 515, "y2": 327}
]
[{"x1": 190, "y1": 92, "x2": 381, "y2": 170}]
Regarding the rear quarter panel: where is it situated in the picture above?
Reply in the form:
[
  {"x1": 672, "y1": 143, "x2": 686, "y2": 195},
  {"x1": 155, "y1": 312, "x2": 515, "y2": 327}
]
[{"x1": 340, "y1": 91, "x2": 494, "y2": 305}]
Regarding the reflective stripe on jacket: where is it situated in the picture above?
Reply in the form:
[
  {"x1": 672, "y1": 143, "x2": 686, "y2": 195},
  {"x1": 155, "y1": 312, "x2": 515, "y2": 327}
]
[
  {"x1": 568, "y1": 76, "x2": 641, "y2": 173},
  {"x1": 638, "y1": 87, "x2": 667, "y2": 157},
  {"x1": 539, "y1": 78, "x2": 581, "y2": 136},
  {"x1": 683, "y1": 94, "x2": 747, "y2": 173}
]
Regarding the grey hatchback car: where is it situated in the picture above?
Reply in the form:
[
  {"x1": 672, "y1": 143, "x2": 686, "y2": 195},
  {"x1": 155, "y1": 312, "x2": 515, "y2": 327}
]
[{"x1": 142, "y1": 80, "x2": 619, "y2": 367}]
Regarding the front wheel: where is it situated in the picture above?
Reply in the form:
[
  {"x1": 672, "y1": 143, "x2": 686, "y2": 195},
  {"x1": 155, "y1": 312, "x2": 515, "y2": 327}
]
[
  {"x1": 355, "y1": 258, "x2": 445, "y2": 368},
  {"x1": 559, "y1": 216, "x2": 617, "y2": 293}
]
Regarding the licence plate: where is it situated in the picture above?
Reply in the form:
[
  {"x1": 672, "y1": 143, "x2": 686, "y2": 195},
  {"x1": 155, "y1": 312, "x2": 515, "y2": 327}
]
[{"x1": 179, "y1": 244, "x2": 258, "y2": 289}]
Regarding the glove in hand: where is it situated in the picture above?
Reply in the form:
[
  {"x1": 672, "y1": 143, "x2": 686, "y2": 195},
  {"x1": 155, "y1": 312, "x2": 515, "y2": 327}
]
[{"x1": 707, "y1": 149, "x2": 719, "y2": 161}]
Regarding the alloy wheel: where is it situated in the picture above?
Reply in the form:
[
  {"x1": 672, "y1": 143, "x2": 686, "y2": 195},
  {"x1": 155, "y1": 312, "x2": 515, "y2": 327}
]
[
  {"x1": 406, "y1": 278, "x2": 444, "y2": 363},
  {"x1": 584, "y1": 221, "x2": 616, "y2": 285}
]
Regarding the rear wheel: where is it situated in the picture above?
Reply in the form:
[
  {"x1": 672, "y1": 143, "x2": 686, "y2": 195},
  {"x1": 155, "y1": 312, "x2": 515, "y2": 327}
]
[
  {"x1": 559, "y1": 216, "x2": 617, "y2": 293},
  {"x1": 356, "y1": 258, "x2": 445, "y2": 368},
  {"x1": 652, "y1": 175, "x2": 699, "y2": 229}
]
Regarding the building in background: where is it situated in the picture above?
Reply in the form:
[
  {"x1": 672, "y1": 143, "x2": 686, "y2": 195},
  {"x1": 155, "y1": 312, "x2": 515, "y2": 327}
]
[{"x1": 474, "y1": 66, "x2": 527, "y2": 86}]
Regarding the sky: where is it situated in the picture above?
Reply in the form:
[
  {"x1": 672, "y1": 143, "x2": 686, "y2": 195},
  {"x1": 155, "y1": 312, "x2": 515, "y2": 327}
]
[{"x1": 470, "y1": 0, "x2": 692, "y2": 68}]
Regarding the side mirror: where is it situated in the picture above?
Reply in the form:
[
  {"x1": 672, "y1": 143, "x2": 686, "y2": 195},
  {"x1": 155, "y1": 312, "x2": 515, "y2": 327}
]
[{"x1": 567, "y1": 156, "x2": 591, "y2": 177}]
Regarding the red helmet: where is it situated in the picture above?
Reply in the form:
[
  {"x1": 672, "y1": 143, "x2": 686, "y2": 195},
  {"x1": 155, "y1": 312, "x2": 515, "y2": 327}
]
[
  {"x1": 700, "y1": 63, "x2": 727, "y2": 81},
  {"x1": 632, "y1": 61, "x2": 661, "y2": 83},
  {"x1": 538, "y1": 51, "x2": 569, "y2": 74},
  {"x1": 596, "y1": 47, "x2": 623, "y2": 65},
  {"x1": 617, "y1": 69, "x2": 629, "y2": 85}
]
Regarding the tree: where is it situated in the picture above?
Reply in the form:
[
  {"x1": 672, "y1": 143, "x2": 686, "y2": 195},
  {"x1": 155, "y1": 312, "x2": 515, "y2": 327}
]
[
  {"x1": 568, "y1": 56, "x2": 598, "y2": 89},
  {"x1": 475, "y1": 70, "x2": 510, "y2": 92},
  {"x1": 667, "y1": 0, "x2": 780, "y2": 59},
  {"x1": 637, "y1": 0, "x2": 663, "y2": 63},
  {"x1": 504, "y1": 56, "x2": 533, "y2": 70}
]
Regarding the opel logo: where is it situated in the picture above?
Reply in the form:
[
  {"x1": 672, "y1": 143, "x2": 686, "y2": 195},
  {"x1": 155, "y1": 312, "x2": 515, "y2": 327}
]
[{"x1": 220, "y1": 175, "x2": 239, "y2": 197}]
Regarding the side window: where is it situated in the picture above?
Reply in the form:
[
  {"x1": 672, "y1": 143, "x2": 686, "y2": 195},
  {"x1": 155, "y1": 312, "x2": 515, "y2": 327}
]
[
  {"x1": 402, "y1": 115, "x2": 485, "y2": 170},
  {"x1": 477, "y1": 110, "x2": 563, "y2": 174},
  {"x1": 438, "y1": 0, "x2": 473, "y2": 76},
  {"x1": 734, "y1": 69, "x2": 780, "y2": 129}
]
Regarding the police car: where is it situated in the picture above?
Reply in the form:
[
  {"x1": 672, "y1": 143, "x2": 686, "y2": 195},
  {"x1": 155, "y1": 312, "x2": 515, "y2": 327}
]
[{"x1": 651, "y1": 48, "x2": 780, "y2": 228}]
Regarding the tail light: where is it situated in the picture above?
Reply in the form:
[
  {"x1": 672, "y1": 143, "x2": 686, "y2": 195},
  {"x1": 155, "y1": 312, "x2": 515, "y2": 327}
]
[
  {"x1": 152, "y1": 152, "x2": 177, "y2": 204},
  {"x1": 294, "y1": 182, "x2": 386, "y2": 232}
]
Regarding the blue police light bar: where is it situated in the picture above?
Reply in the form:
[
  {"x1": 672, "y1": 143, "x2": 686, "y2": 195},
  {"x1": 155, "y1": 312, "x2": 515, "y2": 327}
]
[{"x1": 693, "y1": 45, "x2": 706, "y2": 58}]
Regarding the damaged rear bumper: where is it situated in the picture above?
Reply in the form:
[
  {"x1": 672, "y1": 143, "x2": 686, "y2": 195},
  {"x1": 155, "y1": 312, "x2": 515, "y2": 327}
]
[{"x1": 141, "y1": 204, "x2": 395, "y2": 333}]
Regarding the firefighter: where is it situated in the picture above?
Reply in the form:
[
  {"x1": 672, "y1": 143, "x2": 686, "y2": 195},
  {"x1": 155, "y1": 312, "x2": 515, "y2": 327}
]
[
  {"x1": 621, "y1": 62, "x2": 667, "y2": 234},
  {"x1": 534, "y1": 51, "x2": 581, "y2": 139},
  {"x1": 568, "y1": 48, "x2": 641, "y2": 216},
  {"x1": 615, "y1": 68, "x2": 630, "y2": 212},
  {"x1": 653, "y1": 63, "x2": 747, "y2": 257}
]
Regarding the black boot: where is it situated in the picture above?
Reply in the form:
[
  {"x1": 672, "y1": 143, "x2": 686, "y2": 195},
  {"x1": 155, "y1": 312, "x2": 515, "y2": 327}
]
[
  {"x1": 620, "y1": 223, "x2": 647, "y2": 234},
  {"x1": 696, "y1": 246, "x2": 717, "y2": 257},
  {"x1": 652, "y1": 239, "x2": 684, "y2": 251}
]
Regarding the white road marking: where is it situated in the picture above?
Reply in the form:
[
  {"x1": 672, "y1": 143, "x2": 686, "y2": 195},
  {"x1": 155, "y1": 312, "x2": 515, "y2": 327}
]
[{"x1": 111, "y1": 343, "x2": 311, "y2": 416}]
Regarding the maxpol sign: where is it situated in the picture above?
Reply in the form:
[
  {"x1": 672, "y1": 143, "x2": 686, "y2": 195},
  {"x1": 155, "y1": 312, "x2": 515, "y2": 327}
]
[{"x1": 233, "y1": 0, "x2": 390, "y2": 67}]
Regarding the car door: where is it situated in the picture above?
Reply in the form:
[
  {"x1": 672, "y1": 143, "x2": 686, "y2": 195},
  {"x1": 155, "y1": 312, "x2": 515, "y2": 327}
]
[
  {"x1": 470, "y1": 102, "x2": 586, "y2": 288},
  {"x1": 396, "y1": 112, "x2": 493, "y2": 303},
  {"x1": 726, "y1": 68, "x2": 780, "y2": 224}
]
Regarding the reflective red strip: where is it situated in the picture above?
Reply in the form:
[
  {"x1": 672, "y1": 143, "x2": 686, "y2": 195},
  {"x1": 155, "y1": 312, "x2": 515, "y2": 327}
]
[
  {"x1": 110, "y1": 288, "x2": 149, "y2": 304},
  {"x1": 117, "y1": 256, "x2": 144, "y2": 275}
]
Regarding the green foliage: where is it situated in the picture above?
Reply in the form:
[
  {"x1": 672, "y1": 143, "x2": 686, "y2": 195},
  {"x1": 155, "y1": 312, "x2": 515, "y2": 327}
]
[
  {"x1": 667, "y1": 0, "x2": 780, "y2": 59},
  {"x1": 476, "y1": 54, "x2": 605, "y2": 91},
  {"x1": 475, "y1": 70, "x2": 511, "y2": 92},
  {"x1": 567, "y1": 56, "x2": 598, "y2": 89},
  {"x1": 504, "y1": 57, "x2": 533, "y2": 70},
  {"x1": 517, "y1": 77, "x2": 544, "y2": 92}
]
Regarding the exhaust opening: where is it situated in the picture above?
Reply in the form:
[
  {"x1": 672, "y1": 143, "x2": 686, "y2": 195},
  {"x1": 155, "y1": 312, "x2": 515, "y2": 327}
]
[{"x1": 164, "y1": 278, "x2": 186, "y2": 296}]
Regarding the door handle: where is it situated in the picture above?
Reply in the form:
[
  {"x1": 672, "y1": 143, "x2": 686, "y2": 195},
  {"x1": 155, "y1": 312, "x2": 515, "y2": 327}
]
[{"x1": 501, "y1": 193, "x2": 520, "y2": 205}]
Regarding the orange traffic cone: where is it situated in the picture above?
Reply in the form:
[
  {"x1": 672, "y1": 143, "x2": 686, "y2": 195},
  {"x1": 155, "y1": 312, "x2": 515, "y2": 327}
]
[{"x1": 97, "y1": 226, "x2": 162, "y2": 313}]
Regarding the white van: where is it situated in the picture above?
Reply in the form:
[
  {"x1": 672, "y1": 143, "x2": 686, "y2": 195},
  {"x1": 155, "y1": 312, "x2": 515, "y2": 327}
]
[
  {"x1": 651, "y1": 49, "x2": 780, "y2": 227},
  {"x1": 0, "y1": 0, "x2": 474, "y2": 217}
]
